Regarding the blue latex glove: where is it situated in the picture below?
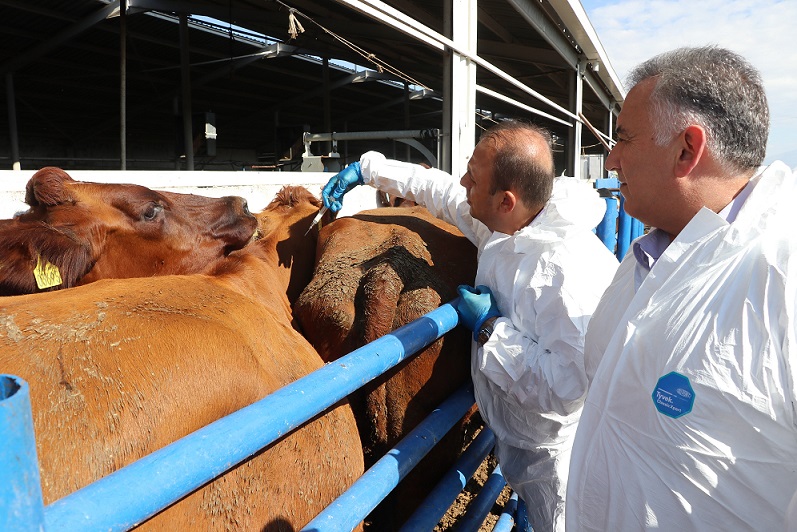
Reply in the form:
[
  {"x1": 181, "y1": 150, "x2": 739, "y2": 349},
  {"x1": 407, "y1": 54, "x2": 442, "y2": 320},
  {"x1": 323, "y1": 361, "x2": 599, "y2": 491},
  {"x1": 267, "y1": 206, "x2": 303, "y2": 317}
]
[
  {"x1": 455, "y1": 284, "x2": 500, "y2": 339},
  {"x1": 321, "y1": 161, "x2": 363, "y2": 213}
]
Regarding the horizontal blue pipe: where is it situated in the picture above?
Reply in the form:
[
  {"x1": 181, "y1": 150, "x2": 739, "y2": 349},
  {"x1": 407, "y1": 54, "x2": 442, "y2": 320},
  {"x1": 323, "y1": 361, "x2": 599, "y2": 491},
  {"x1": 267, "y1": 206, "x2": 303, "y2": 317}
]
[
  {"x1": 456, "y1": 463, "x2": 507, "y2": 532},
  {"x1": 594, "y1": 177, "x2": 620, "y2": 189},
  {"x1": 301, "y1": 383, "x2": 476, "y2": 532},
  {"x1": 399, "y1": 427, "x2": 496, "y2": 531},
  {"x1": 1, "y1": 375, "x2": 45, "y2": 532},
  {"x1": 44, "y1": 301, "x2": 462, "y2": 532},
  {"x1": 492, "y1": 492, "x2": 519, "y2": 532}
]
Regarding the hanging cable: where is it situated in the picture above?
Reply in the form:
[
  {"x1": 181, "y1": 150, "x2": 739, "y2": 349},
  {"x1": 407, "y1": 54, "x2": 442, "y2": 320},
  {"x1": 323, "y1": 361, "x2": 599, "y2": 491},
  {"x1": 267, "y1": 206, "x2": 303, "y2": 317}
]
[{"x1": 272, "y1": 0, "x2": 430, "y2": 90}]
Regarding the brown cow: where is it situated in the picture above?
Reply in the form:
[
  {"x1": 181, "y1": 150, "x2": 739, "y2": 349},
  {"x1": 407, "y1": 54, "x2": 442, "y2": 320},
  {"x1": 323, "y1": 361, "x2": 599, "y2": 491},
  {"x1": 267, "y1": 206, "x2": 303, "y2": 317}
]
[
  {"x1": 0, "y1": 166, "x2": 257, "y2": 296},
  {"x1": 294, "y1": 206, "x2": 479, "y2": 529},
  {"x1": 0, "y1": 187, "x2": 362, "y2": 530}
]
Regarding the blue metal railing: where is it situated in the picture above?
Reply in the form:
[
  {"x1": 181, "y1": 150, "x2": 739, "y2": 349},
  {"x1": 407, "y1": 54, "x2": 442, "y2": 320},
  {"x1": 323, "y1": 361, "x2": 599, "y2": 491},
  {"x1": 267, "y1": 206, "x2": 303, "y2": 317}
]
[
  {"x1": 5, "y1": 300, "x2": 519, "y2": 531},
  {"x1": 493, "y1": 493, "x2": 520, "y2": 532},
  {"x1": 401, "y1": 427, "x2": 497, "y2": 531},
  {"x1": 302, "y1": 383, "x2": 477, "y2": 532},
  {"x1": 455, "y1": 463, "x2": 508, "y2": 532}
]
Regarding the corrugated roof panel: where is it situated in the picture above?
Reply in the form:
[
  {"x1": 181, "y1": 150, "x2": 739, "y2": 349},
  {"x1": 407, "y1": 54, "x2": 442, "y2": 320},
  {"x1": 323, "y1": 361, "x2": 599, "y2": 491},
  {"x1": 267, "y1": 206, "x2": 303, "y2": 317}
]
[{"x1": 0, "y1": 0, "x2": 622, "y2": 171}]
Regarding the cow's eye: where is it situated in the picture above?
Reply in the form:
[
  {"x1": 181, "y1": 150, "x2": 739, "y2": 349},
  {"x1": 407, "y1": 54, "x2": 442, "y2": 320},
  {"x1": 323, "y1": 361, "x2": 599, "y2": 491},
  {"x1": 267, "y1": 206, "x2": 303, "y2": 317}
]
[{"x1": 142, "y1": 203, "x2": 163, "y2": 221}]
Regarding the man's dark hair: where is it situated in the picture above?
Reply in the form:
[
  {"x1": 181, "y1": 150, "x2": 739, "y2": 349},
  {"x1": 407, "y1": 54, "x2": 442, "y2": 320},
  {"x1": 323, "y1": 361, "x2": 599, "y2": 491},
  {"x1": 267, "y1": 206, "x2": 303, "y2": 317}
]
[
  {"x1": 479, "y1": 120, "x2": 556, "y2": 207},
  {"x1": 628, "y1": 45, "x2": 769, "y2": 172}
]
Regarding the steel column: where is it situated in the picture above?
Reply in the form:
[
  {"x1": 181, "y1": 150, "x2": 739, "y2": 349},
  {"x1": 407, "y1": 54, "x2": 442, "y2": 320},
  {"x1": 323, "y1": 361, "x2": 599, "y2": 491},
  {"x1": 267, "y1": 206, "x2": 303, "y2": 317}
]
[
  {"x1": 449, "y1": 0, "x2": 477, "y2": 179},
  {"x1": 5, "y1": 74, "x2": 20, "y2": 170},
  {"x1": 120, "y1": 0, "x2": 127, "y2": 170},
  {"x1": 179, "y1": 14, "x2": 193, "y2": 171},
  {"x1": 568, "y1": 60, "x2": 585, "y2": 179}
]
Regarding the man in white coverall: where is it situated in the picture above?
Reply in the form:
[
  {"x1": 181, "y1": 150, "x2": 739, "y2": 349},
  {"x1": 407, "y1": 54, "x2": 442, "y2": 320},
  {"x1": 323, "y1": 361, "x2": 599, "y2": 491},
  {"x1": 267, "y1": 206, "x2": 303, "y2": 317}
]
[
  {"x1": 566, "y1": 46, "x2": 797, "y2": 531},
  {"x1": 321, "y1": 120, "x2": 619, "y2": 531}
]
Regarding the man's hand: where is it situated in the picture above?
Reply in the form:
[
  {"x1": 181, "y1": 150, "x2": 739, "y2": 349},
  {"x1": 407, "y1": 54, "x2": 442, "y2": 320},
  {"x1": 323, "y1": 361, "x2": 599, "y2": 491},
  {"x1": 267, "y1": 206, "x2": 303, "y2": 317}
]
[
  {"x1": 455, "y1": 284, "x2": 500, "y2": 339},
  {"x1": 321, "y1": 161, "x2": 363, "y2": 213}
]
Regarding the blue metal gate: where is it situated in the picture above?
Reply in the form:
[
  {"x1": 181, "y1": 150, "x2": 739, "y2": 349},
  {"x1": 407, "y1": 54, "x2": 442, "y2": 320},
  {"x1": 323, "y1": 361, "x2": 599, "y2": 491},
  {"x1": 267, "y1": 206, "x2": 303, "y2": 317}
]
[{"x1": 2, "y1": 302, "x2": 522, "y2": 531}]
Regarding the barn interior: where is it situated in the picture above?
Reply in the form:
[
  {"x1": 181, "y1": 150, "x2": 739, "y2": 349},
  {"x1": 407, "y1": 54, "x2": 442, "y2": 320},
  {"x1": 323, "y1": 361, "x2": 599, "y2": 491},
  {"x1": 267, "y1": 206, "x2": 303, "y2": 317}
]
[{"x1": 0, "y1": 0, "x2": 625, "y2": 178}]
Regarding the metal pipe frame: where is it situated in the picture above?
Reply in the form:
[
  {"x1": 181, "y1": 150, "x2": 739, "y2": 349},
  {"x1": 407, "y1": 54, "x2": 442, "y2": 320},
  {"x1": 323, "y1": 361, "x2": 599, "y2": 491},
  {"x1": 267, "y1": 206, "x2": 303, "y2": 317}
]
[
  {"x1": 301, "y1": 383, "x2": 477, "y2": 531},
  {"x1": 41, "y1": 301, "x2": 461, "y2": 531},
  {"x1": 455, "y1": 463, "x2": 508, "y2": 532},
  {"x1": 400, "y1": 427, "x2": 497, "y2": 531},
  {"x1": 336, "y1": 0, "x2": 580, "y2": 123}
]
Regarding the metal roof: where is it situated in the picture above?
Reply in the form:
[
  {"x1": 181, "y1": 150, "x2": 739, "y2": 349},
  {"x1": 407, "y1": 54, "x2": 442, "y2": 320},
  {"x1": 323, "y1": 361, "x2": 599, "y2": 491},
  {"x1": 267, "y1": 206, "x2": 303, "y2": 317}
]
[{"x1": 0, "y1": 0, "x2": 625, "y2": 172}]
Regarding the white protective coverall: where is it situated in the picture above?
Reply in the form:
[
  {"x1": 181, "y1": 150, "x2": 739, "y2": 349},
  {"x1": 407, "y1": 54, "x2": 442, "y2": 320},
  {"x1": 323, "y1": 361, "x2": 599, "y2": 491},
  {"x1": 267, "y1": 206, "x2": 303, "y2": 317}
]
[
  {"x1": 358, "y1": 151, "x2": 619, "y2": 532},
  {"x1": 567, "y1": 161, "x2": 797, "y2": 531}
]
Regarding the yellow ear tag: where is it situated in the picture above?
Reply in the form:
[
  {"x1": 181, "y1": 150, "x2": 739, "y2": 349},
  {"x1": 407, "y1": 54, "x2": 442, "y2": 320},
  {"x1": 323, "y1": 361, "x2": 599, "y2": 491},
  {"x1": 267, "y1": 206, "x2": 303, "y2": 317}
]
[{"x1": 33, "y1": 256, "x2": 63, "y2": 289}]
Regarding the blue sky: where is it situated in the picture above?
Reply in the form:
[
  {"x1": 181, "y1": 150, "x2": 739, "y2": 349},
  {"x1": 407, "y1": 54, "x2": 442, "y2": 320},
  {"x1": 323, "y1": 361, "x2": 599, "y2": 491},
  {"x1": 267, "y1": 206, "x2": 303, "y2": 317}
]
[{"x1": 580, "y1": 0, "x2": 797, "y2": 169}]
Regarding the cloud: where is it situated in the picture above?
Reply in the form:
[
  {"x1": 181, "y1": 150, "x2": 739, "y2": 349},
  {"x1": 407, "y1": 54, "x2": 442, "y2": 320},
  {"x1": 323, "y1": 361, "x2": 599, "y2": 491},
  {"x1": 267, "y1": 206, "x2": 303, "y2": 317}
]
[{"x1": 585, "y1": 0, "x2": 797, "y2": 166}]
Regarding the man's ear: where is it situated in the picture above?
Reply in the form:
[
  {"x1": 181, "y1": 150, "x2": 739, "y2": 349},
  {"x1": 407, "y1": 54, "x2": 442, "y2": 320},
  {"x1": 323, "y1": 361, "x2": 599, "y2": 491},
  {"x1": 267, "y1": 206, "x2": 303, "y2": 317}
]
[
  {"x1": 674, "y1": 125, "x2": 707, "y2": 178},
  {"x1": 498, "y1": 190, "x2": 517, "y2": 213}
]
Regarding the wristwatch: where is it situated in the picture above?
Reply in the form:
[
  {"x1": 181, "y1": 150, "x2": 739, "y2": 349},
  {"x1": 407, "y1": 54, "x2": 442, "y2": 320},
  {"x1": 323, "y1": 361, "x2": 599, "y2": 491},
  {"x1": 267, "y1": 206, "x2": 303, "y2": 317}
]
[{"x1": 477, "y1": 317, "x2": 497, "y2": 346}]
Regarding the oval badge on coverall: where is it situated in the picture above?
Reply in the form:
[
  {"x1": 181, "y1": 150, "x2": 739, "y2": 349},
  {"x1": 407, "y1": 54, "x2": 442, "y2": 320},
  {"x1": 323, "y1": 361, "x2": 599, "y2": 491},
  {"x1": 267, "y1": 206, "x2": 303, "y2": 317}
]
[{"x1": 652, "y1": 372, "x2": 694, "y2": 419}]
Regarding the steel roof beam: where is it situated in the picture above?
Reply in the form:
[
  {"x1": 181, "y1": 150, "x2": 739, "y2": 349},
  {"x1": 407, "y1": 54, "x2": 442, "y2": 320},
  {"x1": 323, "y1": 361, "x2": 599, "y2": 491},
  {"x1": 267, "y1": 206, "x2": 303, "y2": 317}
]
[
  {"x1": 336, "y1": 0, "x2": 579, "y2": 123},
  {"x1": 477, "y1": 40, "x2": 565, "y2": 68},
  {"x1": 504, "y1": 0, "x2": 580, "y2": 69},
  {"x1": 583, "y1": 70, "x2": 612, "y2": 110},
  {"x1": 478, "y1": 7, "x2": 516, "y2": 44},
  {"x1": 0, "y1": 1, "x2": 120, "y2": 76}
]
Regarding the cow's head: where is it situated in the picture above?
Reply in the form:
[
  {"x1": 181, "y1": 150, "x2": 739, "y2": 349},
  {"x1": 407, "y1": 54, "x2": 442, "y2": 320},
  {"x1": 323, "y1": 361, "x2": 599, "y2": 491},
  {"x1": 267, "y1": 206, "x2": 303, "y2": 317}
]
[
  {"x1": 0, "y1": 167, "x2": 258, "y2": 295},
  {"x1": 254, "y1": 186, "x2": 333, "y2": 305}
]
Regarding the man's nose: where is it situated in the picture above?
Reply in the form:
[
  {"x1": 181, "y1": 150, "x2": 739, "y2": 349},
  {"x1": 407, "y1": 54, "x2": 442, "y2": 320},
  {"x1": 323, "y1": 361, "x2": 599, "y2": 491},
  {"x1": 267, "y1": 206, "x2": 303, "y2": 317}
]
[{"x1": 604, "y1": 149, "x2": 618, "y2": 171}]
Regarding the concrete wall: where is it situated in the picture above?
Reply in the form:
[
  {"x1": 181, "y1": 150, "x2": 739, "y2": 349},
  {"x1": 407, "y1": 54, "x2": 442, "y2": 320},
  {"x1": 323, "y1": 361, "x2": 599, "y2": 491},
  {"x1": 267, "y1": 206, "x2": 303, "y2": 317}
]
[{"x1": 0, "y1": 170, "x2": 383, "y2": 220}]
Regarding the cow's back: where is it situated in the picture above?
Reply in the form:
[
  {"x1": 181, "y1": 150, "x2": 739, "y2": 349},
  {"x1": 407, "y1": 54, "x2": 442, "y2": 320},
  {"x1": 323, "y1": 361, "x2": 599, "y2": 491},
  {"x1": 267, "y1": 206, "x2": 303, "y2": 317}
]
[
  {"x1": 0, "y1": 274, "x2": 363, "y2": 530},
  {"x1": 295, "y1": 207, "x2": 478, "y2": 528}
]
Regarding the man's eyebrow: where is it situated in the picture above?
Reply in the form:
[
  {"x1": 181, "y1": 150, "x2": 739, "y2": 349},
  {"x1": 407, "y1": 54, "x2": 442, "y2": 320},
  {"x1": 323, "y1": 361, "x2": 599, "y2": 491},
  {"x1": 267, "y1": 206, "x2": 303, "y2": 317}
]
[{"x1": 615, "y1": 125, "x2": 636, "y2": 139}]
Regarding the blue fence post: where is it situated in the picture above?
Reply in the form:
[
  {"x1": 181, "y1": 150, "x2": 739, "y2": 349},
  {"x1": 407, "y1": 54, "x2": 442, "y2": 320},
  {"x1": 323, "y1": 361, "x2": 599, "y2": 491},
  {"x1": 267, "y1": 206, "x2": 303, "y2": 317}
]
[
  {"x1": 1, "y1": 375, "x2": 45, "y2": 532},
  {"x1": 632, "y1": 216, "x2": 645, "y2": 241},
  {"x1": 594, "y1": 177, "x2": 619, "y2": 254},
  {"x1": 595, "y1": 193, "x2": 618, "y2": 254},
  {"x1": 516, "y1": 499, "x2": 530, "y2": 532},
  {"x1": 617, "y1": 194, "x2": 632, "y2": 259},
  {"x1": 492, "y1": 492, "x2": 519, "y2": 532},
  {"x1": 595, "y1": 176, "x2": 645, "y2": 259}
]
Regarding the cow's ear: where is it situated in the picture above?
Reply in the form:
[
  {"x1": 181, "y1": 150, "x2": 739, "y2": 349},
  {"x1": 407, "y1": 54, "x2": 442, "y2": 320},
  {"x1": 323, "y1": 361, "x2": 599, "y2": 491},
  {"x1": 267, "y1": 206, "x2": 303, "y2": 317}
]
[
  {"x1": 0, "y1": 224, "x2": 93, "y2": 295},
  {"x1": 25, "y1": 167, "x2": 76, "y2": 207}
]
